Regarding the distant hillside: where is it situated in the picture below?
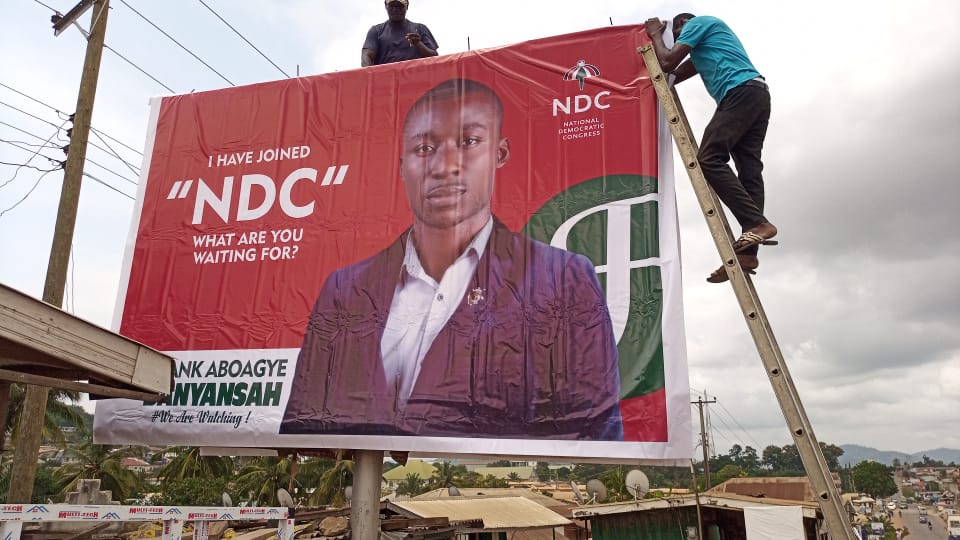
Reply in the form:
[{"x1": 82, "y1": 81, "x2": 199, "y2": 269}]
[{"x1": 839, "y1": 445, "x2": 960, "y2": 466}]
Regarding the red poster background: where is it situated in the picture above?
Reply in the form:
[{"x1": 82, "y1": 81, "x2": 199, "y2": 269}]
[{"x1": 119, "y1": 25, "x2": 657, "y2": 353}]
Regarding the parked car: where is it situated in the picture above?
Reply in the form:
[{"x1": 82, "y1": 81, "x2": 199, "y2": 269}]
[
  {"x1": 899, "y1": 502, "x2": 907, "y2": 509},
  {"x1": 919, "y1": 515, "x2": 928, "y2": 524}
]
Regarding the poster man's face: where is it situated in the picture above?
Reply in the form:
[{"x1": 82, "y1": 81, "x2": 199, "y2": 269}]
[{"x1": 400, "y1": 90, "x2": 510, "y2": 231}]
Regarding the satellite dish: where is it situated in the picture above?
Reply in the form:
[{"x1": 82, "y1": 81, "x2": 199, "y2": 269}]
[
  {"x1": 448, "y1": 485, "x2": 461, "y2": 496},
  {"x1": 276, "y1": 488, "x2": 295, "y2": 508},
  {"x1": 344, "y1": 486, "x2": 353, "y2": 502},
  {"x1": 625, "y1": 469, "x2": 649, "y2": 499},
  {"x1": 570, "y1": 481, "x2": 585, "y2": 504},
  {"x1": 222, "y1": 492, "x2": 233, "y2": 507},
  {"x1": 586, "y1": 479, "x2": 607, "y2": 503}
]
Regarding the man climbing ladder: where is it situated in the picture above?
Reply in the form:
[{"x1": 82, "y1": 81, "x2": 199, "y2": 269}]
[{"x1": 644, "y1": 14, "x2": 778, "y2": 283}]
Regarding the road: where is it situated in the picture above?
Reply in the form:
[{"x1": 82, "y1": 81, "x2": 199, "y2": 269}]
[{"x1": 894, "y1": 506, "x2": 946, "y2": 540}]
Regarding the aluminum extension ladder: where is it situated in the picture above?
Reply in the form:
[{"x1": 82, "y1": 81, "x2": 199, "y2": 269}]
[{"x1": 638, "y1": 44, "x2": 857, "y2": 540}]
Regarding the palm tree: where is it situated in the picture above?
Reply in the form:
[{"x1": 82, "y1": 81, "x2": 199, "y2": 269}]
[
  {"x1": 4, "y1": 386, "x2": 86, "y2": 448},
  {"x1": 154, "y1": 446, "x2": 233, "y2": 487},
  {"x1": 54, "y1": 436, "x2": 143, "y2": 503},
  {"x1": 430, "y1": 461, "x2": 462, "y2": 490},
  {"x1": 233, "y1": 456, "x2": 294, "y2": 507},
  {"x1": 307, "y1": 459, "x2": 353, "y2": 507}
]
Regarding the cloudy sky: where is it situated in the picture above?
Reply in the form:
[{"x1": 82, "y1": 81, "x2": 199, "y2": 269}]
[{"x1": 1, "y1": 0, "x2": 958, "y2": 458}]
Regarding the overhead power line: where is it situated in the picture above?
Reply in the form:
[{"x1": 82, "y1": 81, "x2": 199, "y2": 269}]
[
  {"x1": 0, "y1": 120, "x2": 68, "y2": 189},
  {"x1": 197, "y1": 0, "x2": 291, "y2": 78},
  {"x1": 13, "y1": 0, "x2": 179, "y2": 94},
  {"x1": 0, "y1": 83, "x2": 145, "y2": 155},
  {"x1": 118, "y1": 0, "x2": 235, "y2": 86},
  {"x1": 102, "y1": 43, "x2": 177, "y2": 94},
  {"x1": 1, "y1": 120, "x2": 139, "y2": 184},
  {"x1": 83, "y1": 171, "x2": 135, "y2": 200},
  {"x1": 0, "y1": 167, "x2": 60, "y2": 218}
]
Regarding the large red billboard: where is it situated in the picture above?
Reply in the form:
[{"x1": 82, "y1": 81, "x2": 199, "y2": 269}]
[{"x1": 95, "y1": 25, "x2": 693, "y2": 461}]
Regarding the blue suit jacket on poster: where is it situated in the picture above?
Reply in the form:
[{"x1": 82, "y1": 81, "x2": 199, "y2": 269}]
[{"x1": 280, "y1": 218, "x2": 624, "y2": 440}]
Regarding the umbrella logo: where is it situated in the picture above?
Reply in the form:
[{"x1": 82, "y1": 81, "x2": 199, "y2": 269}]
[{"x1": 564, "y1": 60, "x2": 601, "y2": 91}]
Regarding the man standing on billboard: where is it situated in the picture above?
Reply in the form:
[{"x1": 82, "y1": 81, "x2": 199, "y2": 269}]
[
  {"x1": 644, "y1": 14, "x2": 777, "y2": 283},
  {"x1": 281, "y1": 79, "x2": 623, "y2": 441},
  {"x1": 362, "y1": 0, "x2": 438, "y2": 67}
]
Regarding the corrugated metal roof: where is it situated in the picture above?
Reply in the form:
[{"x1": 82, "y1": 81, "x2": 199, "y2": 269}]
[
  {"x1": 383, "y1": 460, "x2": 437, "y2": 481},
  {"x1": 412, "y1": 488, "x2": 570, "y2": 508},
  {"x1": 708, "y1": 477, "x2": 815, "y2": 502},
  {"x1": 392, "y1": 497, "x2": 570, "y2": 529}
]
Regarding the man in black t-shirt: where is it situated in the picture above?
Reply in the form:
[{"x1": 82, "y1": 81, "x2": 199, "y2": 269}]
[{"x1": 362, "y1": 0, "x2": 439, "y2": 66}]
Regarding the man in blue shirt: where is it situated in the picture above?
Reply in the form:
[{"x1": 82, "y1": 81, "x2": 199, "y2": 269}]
[
  {"x1": 645, "y1": 14, "x2": 777, "y2": 283},
  {"x1": 362, "y1": 0, "x2": 439, "y2": 67}
]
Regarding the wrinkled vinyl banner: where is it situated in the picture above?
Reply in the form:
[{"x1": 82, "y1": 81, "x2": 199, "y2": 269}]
[{"x1": 95, "y1": 25, "x2": 693, "y2": 461}]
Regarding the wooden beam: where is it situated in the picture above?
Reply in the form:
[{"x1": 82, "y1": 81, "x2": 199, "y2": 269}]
[{"x1": 0, "y1": 368, "x2": 164, "y2": 401}]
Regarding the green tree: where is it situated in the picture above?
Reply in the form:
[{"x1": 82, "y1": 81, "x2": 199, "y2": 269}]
[
  {"x1": 54, "y1": 438, "x2": 143, "y2": 503},
  {"x1": 4, "y1": 387, "x2": 86, "y2": 448},
  {"x1": 851, "y1": 461, "x2": 897, "y2": 498},
  {"x1": 714, "y1": 464, "x2": 748, "y2": 485},
  {"x1": 738, "y1": 446, "x2": 760, "y2": 472},
  {"x1": 599, "y1": 467, "x2": 626, "y2": 502},
  {"x1": 535, "y1": 462, "x2": 551, "y2": 482},
  {"x1": 430, "y1": 461, "x2": 463, "y2": 490},
  {"x1": 154, "y1": 447, "x2": 234, "y2": 487},
  {"x1": 149, "y1": 477, "x2": 230, "y2": 505},
  {"x1": 233, "y1": 456, "x2": 297, "y2": 506},
  {"x1": 762, "y1": 445, "x2": 784, "y2": 471},
  {"x1": 307, "y1": 459, "x2": 353, "y2": 506},
  {"x1": 487, "y1": 460, "x2": 512, "y2": 467},
  {"x1": 396, "y1": 473, "x2": 427, "y2": 496},
  {"x1": 0, "y1": 460, "x2": 60, "y2": 503},
  {"x1": 819, "y1": 443, "x2": 844, "y2": 471}
]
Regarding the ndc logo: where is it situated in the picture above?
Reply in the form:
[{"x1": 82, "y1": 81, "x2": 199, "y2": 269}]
[
  {"x1": 219, "y1": 513, "x2": 234, "y2": 520},
  {"x1": 166, "y1": 508, "x2": 183, "y2": 515},
  {"x1": 102, "y1": 512, "x2": 121, "y2": 520},
  {"x1": 26, "y1": 505, "x2": 49, "y2": 513},
  {"x1": 555, "y1": 59, "x2": 610, "y2": 116},
  {"x1": 563, "y1": 60, "x2": 600, "y2": 91}
]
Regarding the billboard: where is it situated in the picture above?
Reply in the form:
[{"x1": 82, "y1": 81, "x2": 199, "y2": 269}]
[{"x1": 95, "y1": 25, "x2": 693, "y2": 461}]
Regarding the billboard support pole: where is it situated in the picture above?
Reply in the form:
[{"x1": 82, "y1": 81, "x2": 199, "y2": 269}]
[
  {"x1": 638, "y1": 44, "x2": 856, "y2": 540},
  {"x1": 7, "y1": 0, "x2": 109, "y2": 504},
  {"x1": 350, "y1": 449, "x2": 383, "y2": 540}
]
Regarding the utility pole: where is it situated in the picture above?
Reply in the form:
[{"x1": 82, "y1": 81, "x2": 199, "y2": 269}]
[
  {"x1": 7, "y1": 0, "x2": 109, "y2": 503},
  {"x1": 693, "y1": 396, "x2": 717, "y2": 490}
]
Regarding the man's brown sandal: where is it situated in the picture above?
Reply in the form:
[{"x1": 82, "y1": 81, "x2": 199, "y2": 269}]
[{"x1": 706, "y1": 256, "x2": 759, "y2": 284}]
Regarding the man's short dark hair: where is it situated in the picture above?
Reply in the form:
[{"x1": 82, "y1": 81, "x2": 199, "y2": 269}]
[
  {"x1": 672, "y1": 12, "x2": 695, "y2": 27},
  {"x1": 404, "y1": 78, "x2": 504, "y2": 134}
]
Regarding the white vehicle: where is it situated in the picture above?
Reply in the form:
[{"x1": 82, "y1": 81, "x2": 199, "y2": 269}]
[
  {"x1": 887, "y1": 501, "x2": 897, "y2": 511},
  {"x1": 947, "y1": 514, "x2": 960, "y2": 540}
]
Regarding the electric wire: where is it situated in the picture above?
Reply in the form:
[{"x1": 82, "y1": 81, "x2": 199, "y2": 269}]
[
  {"x1": 0, "y1": 82, "x2": 142, "y2": 155},
  {"x1": 117, "y1": 0, "x2": 235, "y2": 86},
  {"x1": 0, "y1": 160, "x2": 60, "y2": 172},
  {"x1": 715, "y1": 398, "x2": 764, "y2": 450},
  {"x1": 1, "y1": 121, "x2": 138, "y2": 184},
  {"x1": 197, "y1": 0, "x2": 291, "y2": 78},
  {"x1": 90, "y1": 127, "x2": 140, "y2": 177},
  {"x1": 0, "y1": 99, "x2": 71, "y2": 140},
  {"x1": 31, "y1": 0, "x2": 59, "y2": 13},
  {"x1": 0, "y1": 167, "x2": 60, "y2": 218},
  {"x1": 18, "y1": 3, "x2": 179, "y2": 94},
  {"x1": 102, "y1": 43, "x2": 178, "y2": 94},
  {"x1": 0, "y1": 119, "x2": 68, "y2": 189},
  {"x1": 82, "y1": 171, "x2": 135, "y2": 200}
]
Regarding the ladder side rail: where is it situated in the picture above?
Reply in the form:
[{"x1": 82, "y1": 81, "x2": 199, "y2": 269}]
[{"x1": 638, "y1": 44, "x2": 856, "y2": 540}]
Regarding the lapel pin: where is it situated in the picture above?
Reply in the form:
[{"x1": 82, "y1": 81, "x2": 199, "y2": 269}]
[{"x1": 467, "y1": 287, "x2": 485, "y2": 306}]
